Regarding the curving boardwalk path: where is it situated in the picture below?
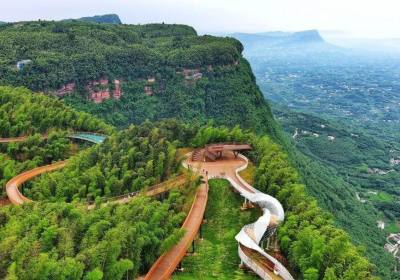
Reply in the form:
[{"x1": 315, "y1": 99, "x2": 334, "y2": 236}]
[
  {"x1": 157, "y1": 147, "x2": 294, "y2": 280},
  {"x1": 3, "y1": 132, "x2": 106, "y2": 206},
  {"x1": 6, "y1": 161, "x2": 67, "y2": 205},
  {"x1": 0, "y1": 136, "x2": 35, "y2": 143},
  {"x1": 144, "y1": 181, "x2": 209, "y2": 280}
]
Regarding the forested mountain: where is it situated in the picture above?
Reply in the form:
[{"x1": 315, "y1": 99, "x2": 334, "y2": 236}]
[
  {"x1": 230, "y1": 30, "x2": 335, "y2": 56},
  {"x1": 0, "y1": 20, "x2": 278, "y2": 137},
  {"x1": 76, "y1": 14, "x2": 122, "y2": 24},
  {"x1": 231, "y1": 30, "x2": 324, "y2": 47}
]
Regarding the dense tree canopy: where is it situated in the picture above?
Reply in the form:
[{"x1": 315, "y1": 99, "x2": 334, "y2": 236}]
[
  {"x1": 0, "y1": 118, "x2": 199, "y2": 280},
  {"x1": 27, "y1": 120, "x2": 197, "y2": 202},
  {"x1": 0, "y1": 21, "x2": 240, "y2": 91},
  {"x1": 0, "y1": 188, "x2": 192, "y2": 280},
  {"x1": 0, "y1": 86, "x2": 111, "y2": 137},
  {"x1": 0, "y1": 86, "x2": 112, "y2": 198}
]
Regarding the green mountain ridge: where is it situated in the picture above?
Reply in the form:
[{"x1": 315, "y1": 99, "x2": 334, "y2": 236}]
[
  {"x1": 61, "y1": 14, "x2": 122, "y2": 24},
  {"x1": 0, "y1": 20, "x2": 278, "y2": 137}
]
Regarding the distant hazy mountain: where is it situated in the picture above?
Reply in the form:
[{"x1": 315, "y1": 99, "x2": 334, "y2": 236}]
[
  {"x1": 231, "y1": 30, "x2": 324, "y2": 48},
  {"x1": 229, "y1": 30, "x2": 345, "y2": 57},
  {"x1": 0, "y1": 21, "x2": 6, "y2": 25},
  {"x1": 65, "y1": 14, "x2": 122, "y2": 24}
]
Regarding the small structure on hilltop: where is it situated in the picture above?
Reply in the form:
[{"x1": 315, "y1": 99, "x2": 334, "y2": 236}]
[
  {"x1": 328, "y1": 135, "x2": 335, "y2": 141},
  {"x1": 390, "y1": 158, "x2": 400, "y2": 166},
  {"x1": 385, "y1": 233, "x2": 400, "y2": 261},
  {"x1": 16, "y1": 59, "x2": 32, "y2": 70}
]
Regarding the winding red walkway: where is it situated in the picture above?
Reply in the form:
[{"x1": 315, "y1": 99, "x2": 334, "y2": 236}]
[
  {"x1": 5, "y1": 161, "x2": 187, "y2": 207},
  {"x1": 6, "y1": 161, "x2": 67, "y2": 205},
  {"x1": 0, "y1": 136, "x2": 30, "y2": 143},
  {"x1": 144, "y1": 181, "x2": 208, "y2": 280}
]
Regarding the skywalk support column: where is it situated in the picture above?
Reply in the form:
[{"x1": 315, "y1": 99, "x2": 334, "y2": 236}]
[
  {"x1": 177, "y1": 261, "x2": 183, "y2": 271},
  {"x1": 191, "y1": 240, "x2": 195, "y2": 253}
]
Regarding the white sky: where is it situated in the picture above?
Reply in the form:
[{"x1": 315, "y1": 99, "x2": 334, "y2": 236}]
[{"x1": 1, "y1": 0, "x2": 399, "y2": 38}]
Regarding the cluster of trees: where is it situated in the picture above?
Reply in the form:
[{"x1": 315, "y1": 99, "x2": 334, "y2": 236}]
[
  {"x1": 0, "y1": 20, "x2": 240, "y2": 92},
  {"x1": 2, "y1": 132, "x2": 71, "y2": 163},
  {"x1": 0, "y1": 188, "x2": 191, "y2": 279},
  {"x1": 191, "y1": 125, "x2": 379, "y2": 280},
  {"x1": 0, "y1": 132, "x2": 73, "y2": 198},
  {"x1": 27, "y1": 120, "x2": 196, "y2": 202},
  {"x1": 0, "y1": 86, "x2": 111, "y2": 137}
]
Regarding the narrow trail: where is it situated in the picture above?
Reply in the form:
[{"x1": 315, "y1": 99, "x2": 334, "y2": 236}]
[
  {"x1": 5, "y1": 161, "x2": 186, "y2": 208},
  {"x1": 2, "y1": 132, "x2": 187, "y2": 209}
]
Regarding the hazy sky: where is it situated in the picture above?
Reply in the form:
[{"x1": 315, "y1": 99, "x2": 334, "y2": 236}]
[{"x1": 1, "y1": 0, "x2": 399, "y2": 38}]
